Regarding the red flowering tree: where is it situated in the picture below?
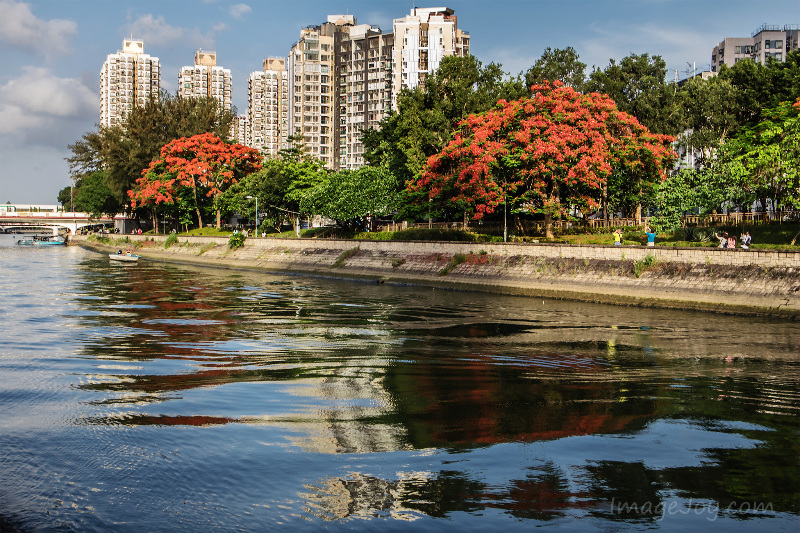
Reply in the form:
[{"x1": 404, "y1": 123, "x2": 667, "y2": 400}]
[
  {"x1": 411, "y1": 81, "x2": 676, "y2": 238},
  {"x1": 129, "y1": 133, "x2": 262, "y2": 229}
]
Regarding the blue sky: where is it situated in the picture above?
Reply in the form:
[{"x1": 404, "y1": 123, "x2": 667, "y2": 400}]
[{"x1": 1, "y1": 0, "x2": 797, "y2": 204}]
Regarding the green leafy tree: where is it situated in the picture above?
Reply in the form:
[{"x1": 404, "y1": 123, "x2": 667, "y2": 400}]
[
  {"x1": 678, "y1": 75, "x2": 740, "y2": 168},
  {"x1": 74, "y1": 171, "x2": 121, "y2": 218},
  {"x1": 524, "y1": 47, "x2": 586, "y2": 91},
  {"x1": 301, "y1": 167, "x2": 402, "y2": 228},
  {"x1": 716, "y1": 97, "x2": 800, "y2": 216},
  {"x1": 718, "y1": 52, "x2": 800, "y2": 128},
  {"x1": 648, "y1": 170, "x2": 700, "y2": 231},
  {"x1": 57, "y1": 182, "x2": 79, "y2": 212},
  {"x1": 586, "y1": 53, "x2": 682, "y2": 135}
]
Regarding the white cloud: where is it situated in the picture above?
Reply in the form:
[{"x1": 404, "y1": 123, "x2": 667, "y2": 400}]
[
  {"x1": 229, "y1": 3, "x2": 252, "y2": 19},
  {"x1": 123, "y1": 14, "x2": 226, "y2": 52},
  {"x1": 0, "y1": 0, "x2": 77, "y2": 58},
  {"x1": 0, "y1": 67, "x2": 96, "y2": 145},
  {"x1": 127, "y1": 14, "x2": 185, "y2": 47}
]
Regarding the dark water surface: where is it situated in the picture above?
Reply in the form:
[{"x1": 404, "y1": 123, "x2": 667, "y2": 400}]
[{"x1": 1, "y1": 235, "x2": 798, "y2": 532}]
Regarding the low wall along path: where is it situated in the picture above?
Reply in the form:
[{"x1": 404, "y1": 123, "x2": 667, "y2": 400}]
[{"x1": 74, "y1": 234, "x2": 800, "y2": 318}]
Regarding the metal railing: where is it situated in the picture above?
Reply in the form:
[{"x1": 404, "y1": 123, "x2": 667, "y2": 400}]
[{"x1": 382, "y1": 212, "x2": 794, "y2": 235}]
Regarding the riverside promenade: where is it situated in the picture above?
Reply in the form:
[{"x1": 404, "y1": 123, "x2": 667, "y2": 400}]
[{"x1": 73, "y1": 234, "x2": 800, "y2": 318}]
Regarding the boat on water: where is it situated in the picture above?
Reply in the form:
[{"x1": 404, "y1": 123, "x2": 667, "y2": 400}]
[
  {"x1": 13, "y1": 235, "x2": 64, "y2": 246},
  {"x1": 34, "y1": 236, "x2": 66, "y2": 246},
  {"x1": 109, "y1": 251, "x2": 140, "y2": 262}
]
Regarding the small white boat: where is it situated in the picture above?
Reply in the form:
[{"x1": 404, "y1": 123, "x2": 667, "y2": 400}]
[{"x1": 109, "y1": 252, "x2": 140, "y2": 262}]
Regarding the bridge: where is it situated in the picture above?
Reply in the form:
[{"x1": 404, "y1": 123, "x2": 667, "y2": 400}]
[{"x1": 0, "y1": 211, "x2": 116, "y2": 235}]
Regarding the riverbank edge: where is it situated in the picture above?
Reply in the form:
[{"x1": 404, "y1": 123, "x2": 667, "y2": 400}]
[{"x1": 72, "y1": 235, "x2": 800, "y2": 319}]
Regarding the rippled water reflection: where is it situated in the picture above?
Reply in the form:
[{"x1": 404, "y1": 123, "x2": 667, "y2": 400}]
[{"x1": 0, "y1": 235, "x2": 798, "y2": 532}]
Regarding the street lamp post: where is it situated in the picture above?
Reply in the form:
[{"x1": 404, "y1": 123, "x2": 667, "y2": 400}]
[{"x1": 246, "y1": 196, "x2": 257, "y2": 235}]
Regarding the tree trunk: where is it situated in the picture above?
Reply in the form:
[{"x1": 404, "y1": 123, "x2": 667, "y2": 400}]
[
  {"x1": 193, "y1": 186, "x2": 203, "y2": 228},
  {"x1": 545, "y1": 212, "x2": 554, "y2": 240},
  {"x1": 216, "y1": 209, "x2": 222, "y2": 229}
]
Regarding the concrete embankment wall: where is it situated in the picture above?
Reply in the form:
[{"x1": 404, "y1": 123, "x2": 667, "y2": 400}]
[{"x1": 73, "y1": 235, "x2": 800, "y2": 318}]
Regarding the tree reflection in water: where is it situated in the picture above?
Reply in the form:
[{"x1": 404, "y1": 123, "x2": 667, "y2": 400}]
[{"x1": 64, "y1": 256, "x2": 800, "y2": 526}]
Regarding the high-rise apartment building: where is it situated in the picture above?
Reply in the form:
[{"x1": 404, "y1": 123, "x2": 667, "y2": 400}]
[
  {"x1": 281, "y1": 7, "x2": 469, "y2": 170},
  {"x1": 391, "y1": 7, "x2": 469, "y2": 109},
  {"x1": 100, "y1": 39, "x2": 160, "y2": 127},
  {"x1": 337, "y1": 24, "x2": 394, "y2": 169},
  {"x1": 712, "y1": 24, "x2": 800, "y2": 72},
  {"x1": 288, "y1": 15, "x2": 352, "y2": 168},
  {"x1": 247, "y1": 58, "x2": 289, "y2": 157},
  {"x1": 233, "y1": 114, "x2": 249, "y2": 146},
  {"x1": 178, "y1": 50, "x2": 232, "y2": 111}
]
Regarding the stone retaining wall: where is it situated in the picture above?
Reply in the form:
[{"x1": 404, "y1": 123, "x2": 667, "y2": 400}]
[
  {"x1": 103, "y1": 234, "x2": 799, "y2": 268},
  {"x1": 73, "y1": 235, "x2": 800, "y2": 318}
]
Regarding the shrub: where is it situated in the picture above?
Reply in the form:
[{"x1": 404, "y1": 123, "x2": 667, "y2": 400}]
[
  {"x1": 633, "y1": 254, "x2": 657, "y2": 278},
  {"x1": 228, "y1": 232, "x2": 246, "y2": 250},
  {"x1": 164, "y1": 233, "x2": 178, "y2": 248},
  {"x1": 391, "y1": 228, "x2": 478, "y2": 241}
]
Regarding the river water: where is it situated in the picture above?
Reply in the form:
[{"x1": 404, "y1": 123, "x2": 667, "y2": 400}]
[{"x1": 0, "y1": 234, "x2": 798, "y2": 532}]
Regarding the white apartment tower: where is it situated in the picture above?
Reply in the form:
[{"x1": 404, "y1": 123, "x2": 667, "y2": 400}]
[
  {"x1": 234, "y1": 114, "x2": 249, "y2": 146},
  {"x1": 288, "y1": 15, "x2": 353, "y2": 168},
  {"x1": 99, "y1": 39, "x2": 161, "y2": 127},
  {"x1": 392, "y1": 7, "x2": 469, "y2": 109},
  {"x1": 247, "y1": 58, "x2": 289, "y2": 157},
  {"x1": 179, "y1": 50, "x2": 232, "y2": 110}
]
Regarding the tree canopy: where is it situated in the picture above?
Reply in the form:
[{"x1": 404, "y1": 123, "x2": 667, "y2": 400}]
[
  {"x1": 586, "y1": 53, "x2": 682, "y2": 135},
  {"x1": 129, "y1": 133, "x2": 261, "y2": 229},
  {"x1": 411, "y1": 81, "x2": 675, "y2": 237},
  {"x1": 67, "y1": 92, "x2": 236, "y2": 206},
  {"x1": 524, "y1": 47, "x2": 586, "y2": 91},
  {"x1": 362, "y1": 55, "x2": 528, "y2": 185},
  {"x1": 300, "y1": 166, "x2": 402, "y2": 228}
]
